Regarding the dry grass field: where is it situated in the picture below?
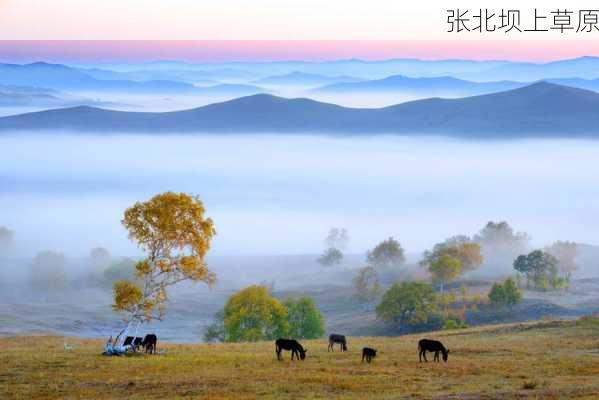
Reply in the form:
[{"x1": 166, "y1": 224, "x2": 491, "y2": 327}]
[{"x1": 2, "y1": 318, "x2": 599, "y2": 399}]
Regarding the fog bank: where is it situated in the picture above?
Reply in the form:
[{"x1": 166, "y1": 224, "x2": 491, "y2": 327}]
[{"x1": 0, "y1": 133, "x2": 598, "y2": 257}]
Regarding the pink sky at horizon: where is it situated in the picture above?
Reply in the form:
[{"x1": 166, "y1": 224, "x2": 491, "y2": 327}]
[
  {"x1": 1, "y1": 40, "x2": 599, "y2": 63},
  {"x1": 3, "y1": 1, "x2": 599, "y2": 62}
]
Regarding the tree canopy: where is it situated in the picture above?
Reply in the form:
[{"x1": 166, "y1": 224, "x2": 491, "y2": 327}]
[
  {"x1": 502, "y1": 277, "x2": 522, "y2": 306},
  {"x1": 210, "y1": 289, "x2": 325, "y2": 343},
  {"x1": 428, "y1": 254, "x2": 462, "y2": 292},
  {"x1": 113, "y1": 192, "x2": 216, "y2": 324},
  {"x1": 284, "y1": 297, "x2": 325, "y2": 339},
  {"x1": 367, "y1": 237, "x2": 406, "y2": 269},
  {"x1": 30, "y1": 250, "x2": 67, "y2": 294},
  {"x1": 376, "y1": 281, "x2": 437, "y2": 329},
  {"x1": 223, "y1": 285, "x2": 289, "y2": 342},
  {"x1": 489, "y1": 277, "x2": 522, "y2": 308},
  {"x1": 488, "y1": 282, "x2": 505, "y2": 306},
  {"x1": 545, "y1": 241, "x2": 578, "y2": 280},
  {"x1": 513, "y1": 249, "x2": 560, "y2": 290},
  {"x1": 421, "y1": 236, "x2": 483, "y2": 275},
  {"x1": 474, "y1": 221, "x2": 529, "y2": 248},
  {"x1": 353, "y1": 265, "x2": 382, "y2": 304},
  {"x1": 203, "y1": 310, "x2": 225, "y2": 343},
  {"x1": 324, "y1": 228, "x2": 349, "y2": 250},
  {"x1": 317, "y1": 247, "x2": 343, "y2": 266},
  {"x1": 318, "y1": 228, "x2": 348, "y2": 266},
  {"x1": 474, "y1": 221, "x2": 529, "y2": 272}
]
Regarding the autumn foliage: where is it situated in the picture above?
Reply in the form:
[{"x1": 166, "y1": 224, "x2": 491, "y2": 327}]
[
  {"x1": 223, "y1": 285, "x2": 289, "y2": 342},
  {"x1": 113, "y1": 192, "x2": 216, "y2": 323}
]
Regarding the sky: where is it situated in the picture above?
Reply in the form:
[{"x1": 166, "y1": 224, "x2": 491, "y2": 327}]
[
  {"x1": 2, "y1": 40, "x2": 599, "y2": 63},
  {"x1": 2, "y1": 1, "x2": 599, "y2": 62}
]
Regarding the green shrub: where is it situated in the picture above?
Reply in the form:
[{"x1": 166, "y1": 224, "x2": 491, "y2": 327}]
[
  {"x1": 576, "y1": 314, "x2": 599, "y2": 329},
  {"x1": 489, "y1": 278, "x2": 522, "y2": 308},
  {"x1": 442, "y1": 317, "x2": 468, "y2": 330}
]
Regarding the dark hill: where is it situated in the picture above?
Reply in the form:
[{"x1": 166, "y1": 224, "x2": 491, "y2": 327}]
[{"x1": 1, "y1": 82, "x2": 598, "y2": 137}]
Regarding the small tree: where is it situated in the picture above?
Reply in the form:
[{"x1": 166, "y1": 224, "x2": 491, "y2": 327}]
[
  {"x1": 317, "y1": 247, "x2": 343, "y2": 266},
  {"x1": 503, "y1": 277, "x2": 522, "y2": 306},
  {"x1": 113, "y1": 192, "x2": 216, "y2": 337},
  {"x1": 459, "y1": 284, "x2": 468, "y2": 302},
  {"x1": 488, "y1": 282, "x2": 506, "y2": 307},
  {"x1": 428, "y1": 254, "x2": 461, "y2": 293},
  {"x1": 454, "y1": 242, "x2": 484, "y2": 273},
  {"x1": 325, "y1": 228, "x2": 349, "y2": 250},
  {"x1": 489, "y1": 278, "x2": 522, "y2": 308},
  {"x1": 474, "y1": 221, "x2": 530, "y2": 272},
  {"x1": 513, "y1": 250, "x2": 559, "y2": 290},
  {"x1": 0, "y1": 226, "x2": 14, "y2": 256},
  {"x1": 376, "y1": 281, "x2": 437, "y2": 330},
  {"x1": 421, "y1": 236, "x2": 483, "y2": 275},
  {"x1": 89, "y1": 247, "x2": 111, "y2": 271},
  {"x1": 367, "y1": 237, "x2": 406, "y2": 269},
  {"x1": 442, "y1": 317, "x2": 468, "y2": 330},
  {"x1": 545, "y1": 241, "x2": 578, "y2": 281},
  {"x1": 284, "y1": 297, "x2": 325, "y2": 339},
  {"x1": 513, "y1": 255, "x2": 530, "y2": 286},
  {"x1": 223, "y1": 285, "x2": 288, "y2": 342},
  {"x1": 30, "y1": 250, "x2": 67, "y2": 295},
  {"x1": 353, "y1": 265, "x2": 382, "y2": 304},
  {"x1": 203, "y1": 310, "x2": 225, "y2": 343}
]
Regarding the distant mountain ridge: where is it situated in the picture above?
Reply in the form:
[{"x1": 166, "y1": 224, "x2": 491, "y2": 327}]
[
  {"x1": 469, "y1": 56, "x2": 599, "y2": 81},
  {"x1": 254, "y1": 71, "x2": 363, "y2": 86},
  {"x1": 0, "y1": 62, "x2": 267, "y2": 96},
  {"x1": 73, "y1": 56, "x2": 599, "y2": 81},
  {"x1": 1, "y1": 82, "x2": 598, "y2": 137},
  {"x1": 311, "y1": 75, "x2": 527, "y2": 97}
]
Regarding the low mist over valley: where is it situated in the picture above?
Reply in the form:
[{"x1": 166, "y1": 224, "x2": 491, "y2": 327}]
[
  {"x1": 1, "y1": 55, "x2": 599, "y2": 345},
  {"x1": 1, "y1": 132, "x2": 599, "y2": 342}
]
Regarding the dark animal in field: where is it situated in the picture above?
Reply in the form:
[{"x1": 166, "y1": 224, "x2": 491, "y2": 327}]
[
  {"x1": 328, "y1": 334, "x2": 348, "y2": 352},
  {"x1": 142, "y1": 334, "x2": 157, "y2": 354},
  {"x1": 418, "y1": 339, "x2": 449, "y2": 362},
  {"x1": 123, "y1": 336, "x2": 143, "y2": 352},
  {"x1": 362, "y1": 347, "x2": 377, "y2": 363},
  {"x1": 275, "y1": 339, "x2": 308, "y2": 361}
]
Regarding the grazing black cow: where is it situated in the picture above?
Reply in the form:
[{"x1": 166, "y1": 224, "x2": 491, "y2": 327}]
[
  {"x1": 328, "y1": 334, "x2": 348, "y2": 352},
  {"x1": 362, "y1": 347, "x2": 377, "y2": 363},
  {"x1": 123, "y1": 336, "x2": 143, "y2": 352},
  {"x1": 418, "y1": 339, "x2": 449, "y2": 363},
  {"x1": 275, "y1": 339, "x2": 307, "y2": 361},
  {"x1": 142, "y1": 334, "x2": 157, "y2": 354}
]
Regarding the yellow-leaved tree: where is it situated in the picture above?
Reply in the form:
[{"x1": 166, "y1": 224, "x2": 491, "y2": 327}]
[{"x1": 113, "y1": 192, "x2": 216, "y2": 341}]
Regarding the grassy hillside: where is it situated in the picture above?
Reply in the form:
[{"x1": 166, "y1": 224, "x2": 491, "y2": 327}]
[{"x1": 2, "y1": 318, "x2": 599, "y2": 399}]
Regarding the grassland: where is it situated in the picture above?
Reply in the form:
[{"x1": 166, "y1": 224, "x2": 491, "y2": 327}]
[{"x1": 2, "y1": 318, "x2": 599, "y2": 399}]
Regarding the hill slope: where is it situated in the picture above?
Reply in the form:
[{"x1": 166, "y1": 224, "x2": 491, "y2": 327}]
[
  {"x1": 1, "y1": 82, "x2": 598, "y2": 137},
  {"x1": 312, "y1": 75, "x2": 525, "y2": 96},
  {"x1": 2, "y1": 318, "x2": 599, "y2": 399}
]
